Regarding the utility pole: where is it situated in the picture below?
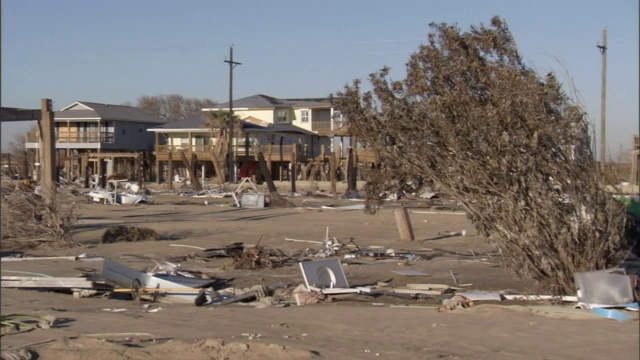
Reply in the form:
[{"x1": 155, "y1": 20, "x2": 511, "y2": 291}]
[
  {"x1": 224, "y1": 46, "x2": 241, "y2": 183},
  {"x1": 597, "y1": 28, "x2": 607, "y2": 172}
]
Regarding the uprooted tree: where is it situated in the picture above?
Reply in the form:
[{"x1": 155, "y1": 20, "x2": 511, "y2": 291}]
[{"x1": 333, "y1": 17, "x2": 630, "y2": 294}]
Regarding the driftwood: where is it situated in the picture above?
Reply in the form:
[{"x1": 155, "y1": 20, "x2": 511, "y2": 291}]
[{"x1": 333, "y1": 17, "x2": 629, "y2": 294}]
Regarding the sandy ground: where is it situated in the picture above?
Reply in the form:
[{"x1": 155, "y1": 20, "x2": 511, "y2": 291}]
[{"x1": 1, "y1": 181, "x2": 639, "y2": 359}]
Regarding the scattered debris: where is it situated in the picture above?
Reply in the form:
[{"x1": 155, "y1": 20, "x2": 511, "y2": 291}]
[
  {"x1": 101, "y1": 226, "x2": 160, "y2": 244},
  {"x1": 438, "y1": 295, "x2": 474, "y2": 312},
  {"x1": 102, "y1": 259, "x2": 228, "y2": 303},
  {"x1": 574, "y1": 268, "x2": 636, "y2": 307},
  {"x1": 456, "y1": 292, "x2": 502, "y2": 301},
  {"x1": 1, "y1": 276, "x2": 103, "y2": 289},
  {"x1": 300, "y1": 259, "x2": 349, "y2": 289},
  {"x1": 198, "y1": 242, "x2": 245, "y2": 259},
  {"x1": 591, "y1": 307, "x2": 639, "y2": 322},
  {"x1": 1, "y1": 313, "x2": 56, "y2": 336},
  {"x1": 392, "y1": 270, "x2": 430, "y2": 277}
]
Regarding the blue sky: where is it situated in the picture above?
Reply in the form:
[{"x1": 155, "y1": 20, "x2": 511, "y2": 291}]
[{"x1": 2, "y1": 0, "x2": 638, "y2": 157}]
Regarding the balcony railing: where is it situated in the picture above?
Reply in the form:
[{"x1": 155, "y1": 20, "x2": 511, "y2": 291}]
[
  {"x1": 157, "y1": 143, "x2": 316, "y2": 161},
  {"x1": 26, "y1": 131, "x2": 115, "y2": 144},
  {"x1": 311, "y1": 120, "x2": 345, "y2": 132}
]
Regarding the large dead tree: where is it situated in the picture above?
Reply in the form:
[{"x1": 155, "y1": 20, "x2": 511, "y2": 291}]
[
  {"x1": 202, "y1": 111, "x2": 240, "y2": 185},
  {"x1": 333, "y1": 17, "x2": 630, "y2": 294}
]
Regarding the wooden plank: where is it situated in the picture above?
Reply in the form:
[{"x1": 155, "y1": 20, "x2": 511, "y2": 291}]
[
  {"x1": 0, "y1": 107, "x2": 41, "y2": 122},
  {"x1": 406, "y1": 284, "x2": 460, "y2": 291},
  {"x1": 2, "y1": 278, "x2": 96, "y2": 288},
  {"x1": 394, "y1": 207, "x2": 415, "y2": 241},
  {"x1": 1, "y1": 256, "x2": 77, "y2": 262},
  {"x1": 392, "y1": 288, "x2": 442, "y2": 295}
]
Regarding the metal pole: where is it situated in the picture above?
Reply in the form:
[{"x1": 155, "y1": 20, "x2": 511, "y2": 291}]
[
  {"x1": 225, "y1": 47, "x2": 241, "y2": 183},
  {"x1": 598, "y1": 28, "x2": 607, "y2": 172}
]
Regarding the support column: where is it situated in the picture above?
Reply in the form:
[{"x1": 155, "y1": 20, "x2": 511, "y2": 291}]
[
  {"x1": 38, "y1": 99, "x2": 56, "y2": 203},
  {"x1": 168, "y1": 152, "x2": 173, "y2": 189},
  {"x1": 155, "y1": 132, "x2": 160, "y2": 184}
]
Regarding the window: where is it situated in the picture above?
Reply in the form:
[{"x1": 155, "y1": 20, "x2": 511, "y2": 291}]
[
  {"x1": 276, "y1": 110, "x2": 287, "y2": 123},
  {"x1": 300, "y1": 110, "x2": 310, "y2": 123}
]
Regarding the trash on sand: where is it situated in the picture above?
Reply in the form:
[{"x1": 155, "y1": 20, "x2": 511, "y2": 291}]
[
  {"x1": 1, "y1": 313, "x2": 56, "y2": 336},
  {"x1": 503, "y1": 294, "x2": 578, "y2": 302},
  {"x1": 456, "y1": 292, "x2": 502, "y2": 301},
  {"x1": 393, "y1": 288, "x2": 442, "y2": 296},
  {"x1": 299, "y1": 259, "x2": 349, "y2": 289},
  {"x1": 102, "y1": 259, "x2": 227, "y2": 303},
  {"x1": 197, "y1": 242, "x2": 245, "y2": 259},
  {"x1": 194, "y1": 285, "x2": 269, "y2": 307},
  {"x1": 405, "y1": 284, "x2": 460, "y2": 291},
  {"x1": 1, "y1": 277, "x2": 99, "y2": 289},
  {"x1": 392, "y1": 270, "x2": 430, "y2": 277},
  {"x1": 320, "y1": 204, "x2": 366, "y2": 211},
  {"x1": 0, "y1": 253, "x2": 103, "y2": 262},
  {"x1": 101, "y1": 308, "x2": 127, "y2": 312},
  {"x1": 591, "y1": 308, "x2": 639, "y2": 322},
  {"x1": 574, "y1": 268, "x2": 636, "y2": 306},
  {"x1": 142, "y1": 304, "x2": 162, "y2": 313},
  {"x1": 438, "y1": 295, "x2": 474, "y2": 312}
]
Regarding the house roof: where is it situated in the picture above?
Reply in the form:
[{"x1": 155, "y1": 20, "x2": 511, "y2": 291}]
[
  {"x1": 55, "y1": 101, "x2": 169, "y2": 124},
  {"x1": 243, "y1": 123, "x2": 317, "y2": 136},
  {"x1": 210, "y1": 94, "x2": 332, "y2": 110},
  {"x1": 149, "y1": 113, "x2": 316, "y2": 135},
  {"x1": 150, "y1": 114, "x2": 206, "y2": 131}
]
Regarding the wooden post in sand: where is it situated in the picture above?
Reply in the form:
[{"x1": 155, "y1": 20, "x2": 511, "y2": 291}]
[
  {"x1": 168, "y1": 152, "x2": 173, "y2": 190},
  {"x1": 330, "y1": 151, "x2": 337, "y2": 195},
  {"x1": 394, "y1": 207, "x2": 415, "y2": 241},
  {"x1": 257, "y1": 152, "x2": 278, "y2": 195}
]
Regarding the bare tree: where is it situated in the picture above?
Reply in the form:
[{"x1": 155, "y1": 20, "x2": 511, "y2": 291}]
[
  {"x1": 4, "y1": 128, "x2": 36, "y2": 179},
  {"x1": 202, "y1": 111, "x2": 241, "y2": 185},
  {"x1": 333, "y1": 17, "x2": 630, "y2": 294},
  {"x1": 136, "y1": 94, "x2": 216, "y2": 120}
]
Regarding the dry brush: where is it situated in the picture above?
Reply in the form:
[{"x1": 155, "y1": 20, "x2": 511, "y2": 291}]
[{"x1": 333, "y1": 17, "x2": 630, "y2": 294}]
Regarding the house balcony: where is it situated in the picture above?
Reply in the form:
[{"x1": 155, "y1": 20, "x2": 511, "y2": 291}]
[
  {"x1": 312, "y1": 120, "x2": 345, "y2": 135},
  {"x1": 25, "y1": 131, "x2": 115, "y2": 149},
  {"x1": 25, "y1": 131, "x2": 115, "y2": 144}
]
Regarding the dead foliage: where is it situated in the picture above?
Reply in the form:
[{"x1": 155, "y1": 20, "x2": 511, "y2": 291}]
[
  {"x1": 0, "y1": 182, "x2": 79, "y2": 249},
  {"x1": 231, "y1": 237, "x2": 291, "y2": 269},
  {"x1": 101, "y1": 226, "x2": 160, "y2": 244},
  {"x1": 333, "y1": 17, "x2": 630, "y2": 294}
]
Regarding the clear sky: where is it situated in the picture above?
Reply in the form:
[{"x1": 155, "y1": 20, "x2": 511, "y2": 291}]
[{"x1": 1, "y1": 0, "x2": 638, "y2": 158}]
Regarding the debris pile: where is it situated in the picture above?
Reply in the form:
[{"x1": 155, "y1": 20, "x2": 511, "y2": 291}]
[{"x1": 101, "y1": 226, "x2": 160, "y2": 243}]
